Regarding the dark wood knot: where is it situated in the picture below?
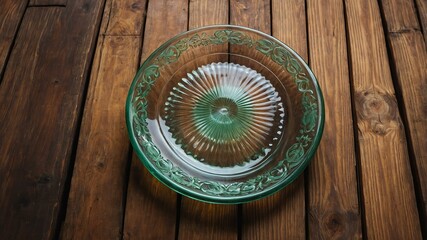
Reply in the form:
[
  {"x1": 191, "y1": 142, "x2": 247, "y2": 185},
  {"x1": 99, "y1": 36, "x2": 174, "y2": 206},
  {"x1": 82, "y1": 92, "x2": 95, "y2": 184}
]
[
  {"x1": 355, "y1": 90, "x2": 400, "y2": 136},
  {"x1": 95, "y1": 161, "x2": 106, "y2": 171},
  {"x1": 325, "y1": 212, "x2": 345, "y2": 234},
  {"x1": 36, "y1": 174, "x2": 52, "y2": 184},
  {"x1": 131, "y1": 2, "x2": 142, "y2": 10}
]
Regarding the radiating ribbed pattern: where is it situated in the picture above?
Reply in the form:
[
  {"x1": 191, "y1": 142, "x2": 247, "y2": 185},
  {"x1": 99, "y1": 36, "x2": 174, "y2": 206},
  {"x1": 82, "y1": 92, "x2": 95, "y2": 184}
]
[{"x1": 164, "y1": 63, "x2": 284, "y2": 167}]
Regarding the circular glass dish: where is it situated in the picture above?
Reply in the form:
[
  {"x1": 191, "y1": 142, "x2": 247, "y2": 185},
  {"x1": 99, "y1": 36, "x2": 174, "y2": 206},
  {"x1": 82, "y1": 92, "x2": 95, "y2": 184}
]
[{"x1": 126, "y1": 25, "x2": 324, "y2": 204}]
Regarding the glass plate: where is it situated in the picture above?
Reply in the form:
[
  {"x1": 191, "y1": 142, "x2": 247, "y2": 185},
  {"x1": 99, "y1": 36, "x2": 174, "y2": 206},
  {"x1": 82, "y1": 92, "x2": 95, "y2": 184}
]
[{"x1": 126, "y1": 25, "x2": 324, "y2": 204}]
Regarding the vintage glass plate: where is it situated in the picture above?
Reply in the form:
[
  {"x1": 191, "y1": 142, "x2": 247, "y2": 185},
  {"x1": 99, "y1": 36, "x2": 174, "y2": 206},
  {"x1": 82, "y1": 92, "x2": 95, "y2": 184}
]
[{"x1": 126, "y1": 25, "x2": 324, "y2": 203}]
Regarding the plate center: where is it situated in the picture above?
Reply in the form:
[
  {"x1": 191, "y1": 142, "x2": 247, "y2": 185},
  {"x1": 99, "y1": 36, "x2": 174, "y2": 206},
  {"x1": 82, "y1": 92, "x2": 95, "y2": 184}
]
[
  {"x1": 211, "y1": 97, "x2": 237, "y2": 120},
  {"x1": 162, "y1": 62, "x2": 285, "y2": 172}
]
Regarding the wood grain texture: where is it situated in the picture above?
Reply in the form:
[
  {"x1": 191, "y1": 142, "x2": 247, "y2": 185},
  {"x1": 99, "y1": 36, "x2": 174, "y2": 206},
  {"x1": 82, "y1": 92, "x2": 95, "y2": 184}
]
[
  {"x1": 380, "y1": 0, "x2": 427, "y2": 234},
  {"x1": 123, "y1": 0, "x2": 188, "y2": 239},
  {"x1": 62, "y1": 35, "x2": 140, "y2": 240},
  {"x1": 177, "y1": 1, "x2": 235, "y2": 239},
  {"x1": 124, "y1": 162, "x2": 178, "y2": 240},
  {"x1": 0, "y1": 0, "x2": 105, "y2": 238},
  {"x1": 414, "y1": 0, "x2": 427, "y2": 46},
  {"x1": 140, "y1": 0, "x2": 188, "y2": 61},
  {"x1": 242, "y1": 179, "x2": 305, "y2": 240},
  {"x1": 306, "y1": 0, "x2": 362, "y2": 238},
  {"x1": 60, "y1": 0, "x2": 146, "y2": 239},
  {"x1": 104, "y1": 0, "x2": 147, "y2": 36},
  {"x1": 232, "y1": 0, "x2": 305, "y2": 239},
  {"x1": 345, "y1": 0, "x2": 422, "y2": 238},
  {"x1": 28, "y1": 0, "x2": 66, "y2": 6},
  {"x1": 230, "y1": 0, "x2": 270, "y2": 33},
  {"x1": 272, "y1": 0, "x2": 308, "y2": 60},
  {"x1": 189, "y1": 0, "x2": 228, "y2": 28},
  {"x1": 0, "y1": 0, "x2": 28, "y2": 79},
  {"x1": 179, "y1": 202, "x2": 237, "y2": 240},
  {"x1": 380, "y1": 0, "x2": 420, "y2": 33}
]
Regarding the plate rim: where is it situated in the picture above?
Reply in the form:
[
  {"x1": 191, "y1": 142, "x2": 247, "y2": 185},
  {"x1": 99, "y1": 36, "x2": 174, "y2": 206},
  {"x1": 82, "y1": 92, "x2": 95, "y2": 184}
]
[{"x1": 125, "y1": 24, "x2": 325, "y2": 204}]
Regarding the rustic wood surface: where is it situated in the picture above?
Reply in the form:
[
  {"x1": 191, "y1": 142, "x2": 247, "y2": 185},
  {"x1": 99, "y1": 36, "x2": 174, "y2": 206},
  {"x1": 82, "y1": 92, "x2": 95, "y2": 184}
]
[
  {"x1": 0, "y1": 0, "x2": 425, "y2": 239},
  {"x1": 345, "y1": 0, "x2": 422, "y2": 238},
  {"x1": 28, "y1": 0, "x2": 67, "y2": 7},
  {"x1": 0, "y1": 0, "x2": 104, "y2": 238},
  {"x1": 307, "y1": 0, "x2": 362, "y2": 239},
  {"x1": 0, "y1": 0, "x2": 28, "y2": 79},
  {"x1": 379, "y1": 0, "x2": 427, "y2": 235},
  {"x1": 60, "y1": 0, "x2": 145, "y2": 238},
  {"x1": 415, "y1": 0, "x2": 427, "y2": 46}
]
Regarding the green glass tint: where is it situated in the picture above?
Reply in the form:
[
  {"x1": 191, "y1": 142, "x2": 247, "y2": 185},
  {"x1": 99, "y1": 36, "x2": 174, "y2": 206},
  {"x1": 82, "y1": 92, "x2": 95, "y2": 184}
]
[
  {"x1": 126, "y1": 25, "x2": 324, "y2": 203},
  {"x1": 165, "y1": 62, "x2": 283, "y2": 167}
]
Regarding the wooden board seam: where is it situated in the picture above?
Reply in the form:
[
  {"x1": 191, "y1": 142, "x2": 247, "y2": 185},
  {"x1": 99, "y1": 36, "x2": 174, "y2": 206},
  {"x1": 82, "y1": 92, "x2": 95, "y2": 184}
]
[
  {"x1": 0, "y1": 0, "x2": 29, "y2": 84},
  {"x1": 342, "y1": 3, "x2": 368, "y2": 239}
]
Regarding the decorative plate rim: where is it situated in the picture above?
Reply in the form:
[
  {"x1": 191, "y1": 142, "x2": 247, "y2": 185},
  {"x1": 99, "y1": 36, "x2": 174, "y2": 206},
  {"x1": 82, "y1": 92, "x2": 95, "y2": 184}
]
[{"x1": 125, "y1": 24, "x2": 325, "y2": 204}]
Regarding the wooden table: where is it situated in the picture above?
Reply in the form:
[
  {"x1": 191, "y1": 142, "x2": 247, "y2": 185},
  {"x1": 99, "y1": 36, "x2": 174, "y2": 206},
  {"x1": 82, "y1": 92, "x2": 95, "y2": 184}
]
[{"x1": 1, "y1": 0, "x2": 426, "y2": 239}]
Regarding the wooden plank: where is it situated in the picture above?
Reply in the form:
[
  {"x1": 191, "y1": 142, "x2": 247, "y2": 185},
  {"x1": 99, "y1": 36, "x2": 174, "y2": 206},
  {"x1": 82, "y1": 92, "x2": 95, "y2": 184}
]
[
  {"x1": 179, "y1": 202, "x2": 237, "y2": 240},
  {"x1": 242, "y1": 180, "x2": 305, "y2": 240},
  {"x1": 140, "y1": 0, "x2": 189, "y2": 61},
  {"x1": 231, "y1": 1, "x2": 307, "y2": 239},
  {"x1": 380, "y1": 0, "x2": 420, "y2": 33},
  {"x1": 177, "y1": 1, "x2": 235, "y2": 240},
  {"x1": 272, "y1": 0, "x2": 308, "y2": 60},
  {"x1": 0, "y1": 0, "x2": 105, "y2": 238},
  {"x1": 306, "y1": 0, "x2": 362, "y2": 238},
  {"x1": 344, "y1": 0, "x2": 422, "y2": 238},
  {"x1": 0, "y1": 0, "x2": 28, "y2": 80},
  {"x1": 61, "y1": 35, "x2": 140, "y2": 240},
  {"x1": 124, "y1": 163, "x2": 178, "y2": 240},
  {"x1": 60, "y1": 0, "x2": 146, "y2": 239},
  {"x1": 189, "y1": 0, "x2": 228, "y2": 28},
  {"x1": 104, "y1": 0, "x2": 146, "y2": 36},
  {"x1": 230, "y1": 0, "x2": 270, "y2": 33},
  {"x1": 380, "y1": 0, "x2": 427, "y2": 235},
  {"x1": 414, "y1": 0, "x2": 427, "y2": 46},
  {"x1": 29, "y1": 0, "x2": 67, "y2": 6},
  {"x1": 122, "y1": 0, "x2": 188, "y2": 239}
]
